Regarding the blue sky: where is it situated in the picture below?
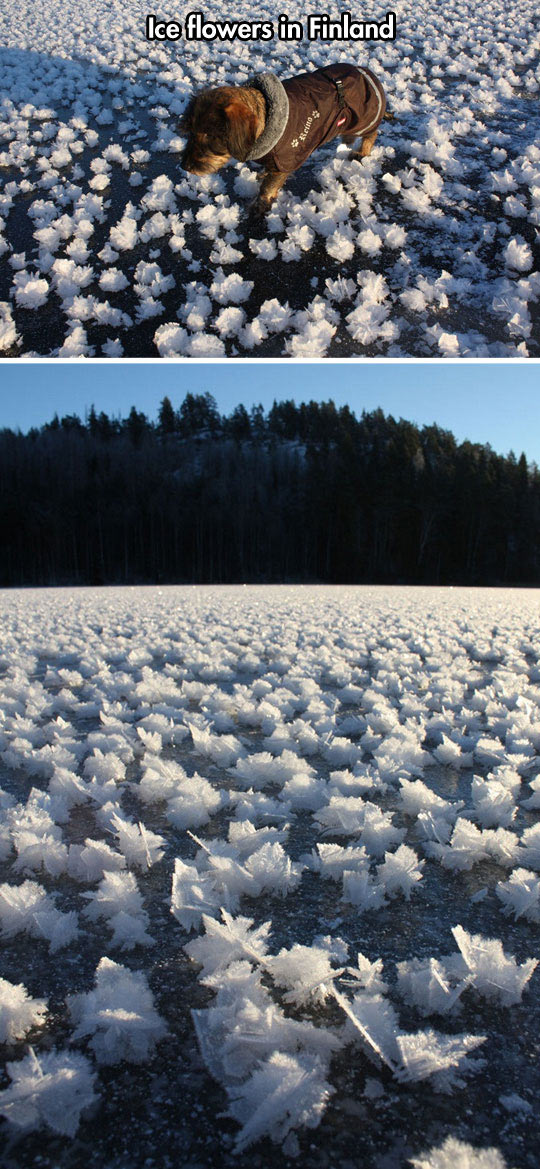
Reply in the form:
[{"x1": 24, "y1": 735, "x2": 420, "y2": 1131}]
[{"x1": 0, "y1": 363, "x2": 539, "y2": 461}]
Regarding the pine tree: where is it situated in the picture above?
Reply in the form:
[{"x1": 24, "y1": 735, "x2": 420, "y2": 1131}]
[{"x1": 158, "y1": 396, "x2": 176, "y2": 437}]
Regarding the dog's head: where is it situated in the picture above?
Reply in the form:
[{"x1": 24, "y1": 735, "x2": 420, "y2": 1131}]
[{"x1": 179, "y1": 87, "x2": 261, "y2": 175}]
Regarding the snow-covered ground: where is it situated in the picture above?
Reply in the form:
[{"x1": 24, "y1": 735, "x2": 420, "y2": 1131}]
[
  {"x1": 0, "y1": 0, "x2": 539, "y2": 357},
  {"x1": 0, "y1": 585, "x2": 539, "y2": 1168}
]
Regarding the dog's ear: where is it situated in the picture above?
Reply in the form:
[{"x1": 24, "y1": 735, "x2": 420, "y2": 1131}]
[{"x1": 222, "y1": 101, "x2": 258, "y2": 162}]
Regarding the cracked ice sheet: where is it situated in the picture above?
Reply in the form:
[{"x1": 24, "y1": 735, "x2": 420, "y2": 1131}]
[{"x1": 0, "y1": 0, "x2": 539, "y2": 357}]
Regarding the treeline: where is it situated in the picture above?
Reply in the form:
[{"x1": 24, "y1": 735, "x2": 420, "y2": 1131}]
[{"x1": 0, "y1": 392, "x2": 538, "y2": 586}]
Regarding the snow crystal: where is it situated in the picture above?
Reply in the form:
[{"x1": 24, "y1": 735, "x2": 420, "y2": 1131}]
[
  {"x1": 171, "y1": 857, "x2": 221, "y2": 931},
  {"x1": 99, "y1": 268, "x2": 129, "y2": 292},
  {"x1": 333, "y1": 987, "x2": 484, "y2": 1087},
  {"x1": 68, "y1": 839, "x2": 126, "y2": 883},
  {"x1": 399, "y1": 779, "x2": 459, "y2": 820},
  {"x1": 12, "y1": 271, "x2": 49, "y2": 308},
  {"x1": 518, "y1": 822, "x2": 540, "y2": 869},
  {"x1": 210, "y1": 269, "x2": 253, "y2": 305},
  {"x1": 69, "y1": 957, "x2": 167, "y2": 1064},
  {"x1": 471, "y1": 778, "x2": 516, "y2": 828},
  {"x1": 0, "y1": 979, "x2": 47, "y2": 1043},
  {"x1": 342, "y1": 869, "x2": 387, "y2": 912},
  {"x1": 313, "y1": 842, "x2": 369, "y2": 880},
  {"x1": 504, "y1": 237, "x2": 533, "y2": 272},
  {"x1": 348, "y1": 953, "x2": 388, "y2": 994},
  {"x1": 0, "y1": 302, "x2": 20, "y2": 351},
  {"x1": 0, "y1": 880, "x2": 78, "y2": 951},
  {"x1": 496, "y1": 867, "x2": 540, "y2": 923},
  {"x1": 82, "y1": 871, "x2": 154, "y2": 950},
  {"x1": 395, "y1": 1029, "x2": 485, "y2": 1086},
  {"x1": 410, "y1": 1136, "x2": 510, "y2": 1169},
  {"x1": 433, "y1": 736, "x2": 472, "y2": 768},
  {"x1": 192, "y1": 961, "x2": 339, "y2": 1092},
  {"x1": 0, "y1": 1048, "x2": 96, "y2": 1136},
  {"x1": 214, "y1": 306, "x2": 246, "y2": 337},
  {"x1": 227, "y1": 1052, "x2": 333, "y2": 1153},
  {"x1": 107, "y1": 813, "x2": 165, "y2": 870},
  {"x1": 426, "y1": 819, "x2": 489, "y2": 870},
  {"x1": 245, "y1": 842, "x2": 303, "y2": 896},
  {"x1": 451, "y1": 925, "x2": 537, "y2": 1005},
  {"x1": 185, "y1": 910, "x2": 272, "y2": 980},
  {"x1": 109, "y1": 206, "x2": 139, "y2": 251},
  {"x1": 153, "y1": 323, "x2": 189, "y2": 356},
  {"x1": 333, "y1": 989, "x2": 401, "y2": 1070},
  {"x1": 166, "y1": 773, "x2": 225, "y2": 829},
  {"x1": 267, "y1": 943, "x2": 341, "y2": 1006},
  {"x1": 397, "y1": 957, "x2": 469, "y2": 1017},
  {"x1": 249, "y1": 237, "x2": 277, "y2": 260},
  {"x1": 376, "y1": 845, "x2": 425, "y2": 900}
]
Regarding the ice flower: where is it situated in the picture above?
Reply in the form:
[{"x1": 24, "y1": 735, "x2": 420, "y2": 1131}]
[
  {"x1": 267, "y1": 943, "x2": 342, "y2": 1005},
  {"x1": 496, "y1": 867, "x2": 540, "y2": 923},
  {"x1": 451, "y1": 925, "x2": 537, "y2": 1005},
  {"x1": 0, "y1": 978, "x2": 47, "y2": 1043},
  {"x1": 68, "y1": 957, "x2": 167, "y2": 1064},
  {"x1": 376, "y1": 844, "x2": 425, "y2": 900},
  {"x1": 82, "y1": 871, "x2": 154, "y2": 950},
  {"x1": 504, "y1": 237, "x2": 532, "y2": 272},
  {"x1": 227, "y1": 1052, "x2": 333, "y2": 1153},
  {"x1": 0, "y1": 1048, "x2": 97, "y2": 1136},
  {"x1": 410, "y1": 1136, "x2": 510, "y2": 1169},
  {"x1": 185, "y1": 910, "x2": 272, "y2": 979}
]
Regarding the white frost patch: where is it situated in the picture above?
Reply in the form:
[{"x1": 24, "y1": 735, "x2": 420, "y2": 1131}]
[
  {"x1": 210, "y1": 269, "x2": 253, "y2": 305},
  {"x1": 0, "y1": 880, "x2": 78, "y2": 952},
  {"x1": 154, "y1": 323, "x2": 188, "y2": 356},
  {"x1": 504, "y1": 237, "x2": 533, "y2": 272},
  {"x1": 0, "y1": 979, "x2": 48, "y2": 1043},
  {"x1": 227, "y1": 1052, "x2": 333, "y2": 1154},
  {"x1": 0, "y1": 301, "x2": 20, "y2": 350},
  {"x1": 496, "y1": 868, "x2": 540, "y2": 923},
  {"x1": 451, "y1": 925, "x2": 537, "y2": 1005},
  {"x1": 12, "y1": 271, "x2": 49, "y2": 308},
  {"x1": 410, "y1": 1136, "x2": 510, "y2": 1169},
  {"x1": 68, "y1": 957, "x2": 167, "y2": 1063},
  {"x1": 0, "y1": 1048, "x2": 97, "y2": 1136},
  {"x1": 82, "y1": 871, "x2": 154, "y2": 950}
]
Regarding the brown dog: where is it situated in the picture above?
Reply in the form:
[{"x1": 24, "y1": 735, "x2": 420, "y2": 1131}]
[{"x1": 180, "y1": 63, "x2": 387, "y2": 210}]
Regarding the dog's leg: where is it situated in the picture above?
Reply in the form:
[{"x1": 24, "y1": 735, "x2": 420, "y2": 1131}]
[
  {"x1": 348, "y1": 128, "x2": 379, "y2": 162},
  {"x1": 359, "y1": 128, "x2": 378, "y2": 157},
  {"x1": 255, "y1": 169, "x2": 288, "y2": 211}
]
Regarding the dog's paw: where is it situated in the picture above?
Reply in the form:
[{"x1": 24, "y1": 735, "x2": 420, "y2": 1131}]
[{"x1": 248, "y1": 197, "x2": 273, "y2": 218}]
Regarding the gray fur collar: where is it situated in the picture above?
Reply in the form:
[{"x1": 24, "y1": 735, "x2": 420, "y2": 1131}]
[{"x1": 244, "y1": 72, "x2": 289, "y2": 160}]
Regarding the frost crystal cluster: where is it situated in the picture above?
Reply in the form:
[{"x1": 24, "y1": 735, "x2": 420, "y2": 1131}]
[{"x1": 0, "y1": 584, "x2": 538, "y2": 1162}]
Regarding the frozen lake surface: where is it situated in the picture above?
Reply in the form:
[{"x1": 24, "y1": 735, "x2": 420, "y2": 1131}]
[
  {"x1": 0, "y1": 585, "x2": 539, "y2": 1169},
  {"x1": 0, "y1": 0, "x2": 539, "y2": 356}
]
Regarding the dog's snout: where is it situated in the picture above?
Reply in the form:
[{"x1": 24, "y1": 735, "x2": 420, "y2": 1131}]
[
  {"x1": 180, "y1": 144, "x2": 202, "y2": 174},
  {"x1": 181, "y1": 151, "x2": 210, "y2": 176},
  {"x1": 180, "y1": 141, "x2": 228, "y2": 175},
  {"x1": 180, "y1": 149, "x2": 195, "y2": 172}
]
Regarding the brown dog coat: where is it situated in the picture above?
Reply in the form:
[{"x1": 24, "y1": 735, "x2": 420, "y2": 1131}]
[{"x1": 254, "y1": 64, "x2": 386, "y2": 174}]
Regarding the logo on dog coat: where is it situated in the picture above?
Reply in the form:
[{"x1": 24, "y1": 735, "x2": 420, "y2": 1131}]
[{"x1": 291, "y1": 108, "x2": 320, "y2": 148}]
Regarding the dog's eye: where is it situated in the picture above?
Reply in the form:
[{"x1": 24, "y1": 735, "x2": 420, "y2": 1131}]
[{"x1": 179, "y1": 107, "x2": 194, "y2": 130}]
